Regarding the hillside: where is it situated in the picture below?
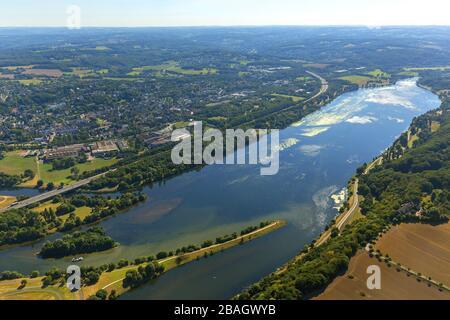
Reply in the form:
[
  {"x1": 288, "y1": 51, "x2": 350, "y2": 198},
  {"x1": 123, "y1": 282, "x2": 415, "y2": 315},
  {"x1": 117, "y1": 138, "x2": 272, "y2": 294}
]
[{"x1": 236, "y1": 84, "x2": 450, "y2": 300}]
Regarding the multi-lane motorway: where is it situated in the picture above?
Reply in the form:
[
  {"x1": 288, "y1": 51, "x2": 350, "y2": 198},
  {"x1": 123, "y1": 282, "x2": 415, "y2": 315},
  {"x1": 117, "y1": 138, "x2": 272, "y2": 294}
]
[{"x1": 0, "y1": 171, "x2": 111, "y2": 213}]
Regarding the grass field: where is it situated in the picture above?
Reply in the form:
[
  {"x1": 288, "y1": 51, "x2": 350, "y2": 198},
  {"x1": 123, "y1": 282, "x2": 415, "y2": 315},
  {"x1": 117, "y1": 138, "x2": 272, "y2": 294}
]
[
  {"x1": 271, "y1": 93, "x2": 305, "y2": 102},
  {"x1": 303, "y1": 63, "x2": 329, "y2": 69},
  {"x1": 64, "y1": 67, "x2": 96, "y2": 78},
  {"x1": 0, "y1": 150, "x2": 118, "y2": 187},
  {"x1": 38, "y1": 158, "x2": 118, "y2": 186},
  {"x1": 0, "y1": 277, "x2": 75, "y2": 301},
  {"x1": 431, "y1": 121, "x2": 441, "y2": 133},
  {"x1": 61, "y1": 206, "x2": 93, "y2": 222},
  {"x1": 315, "y1": 250, "x2": 450, "y2": 300},
  {"x1": 32, "y1": 202, "x2": 92, "y2": 222},
  {"x1": 398, "y1": 71, "x2": 419, "y2": 77},
  {"x1": 0, "y1": 196, "x2": 17, "y2": 209},
  {"x1": 339, "y1": 75, "x2": 371, "y2": 86},
  {"x1": 31, "y1": 202, "x2": 60, "y2": 213},
  {"x1": 104, "y1": 77, "x2": 143, "y2": 81},
  {"x1": 131, "y1": 62, "x2": 218, "y2": 76},
  {"x1": 17, "y1": 79, "x2": 43, "y2": 86},
  {"x1": 173, "y1": 121, "x2": 190, "y2": 129},
  {"x1": 94, "y1": 46, "x2": 110, "y2": 51},
  {"x1": 0, "y1": 151, "x2": 36, "y2": 176},
  {"x1": 367, "y1": 69, "x2": 391, "y2": 78}
]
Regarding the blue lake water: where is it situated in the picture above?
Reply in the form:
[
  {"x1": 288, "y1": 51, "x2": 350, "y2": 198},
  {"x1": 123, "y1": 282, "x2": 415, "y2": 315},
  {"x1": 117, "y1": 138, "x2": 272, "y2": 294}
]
[{"x1": 0, "y1": 79, "x2": 441, "y2": 299}]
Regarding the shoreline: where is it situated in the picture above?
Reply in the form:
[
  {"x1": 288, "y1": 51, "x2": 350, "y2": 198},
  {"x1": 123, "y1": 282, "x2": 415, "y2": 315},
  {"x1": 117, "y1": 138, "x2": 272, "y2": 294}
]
[{"x1": 0, "y1": 220, "x2": 286, "y2": 300}]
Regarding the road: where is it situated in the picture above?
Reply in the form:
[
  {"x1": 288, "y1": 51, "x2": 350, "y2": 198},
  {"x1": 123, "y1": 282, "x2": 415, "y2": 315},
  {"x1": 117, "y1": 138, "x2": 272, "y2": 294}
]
[
  {"x1": 336, "y1": 179, "x2": 359, "y2": 231},
  {"x1": 315, "y1": 179, "x2": 359, "y2": 247},
  {"x1": 315, "y1": 157, "x2": 382, "y2": 247},
  {"x1": 0, "y1": 171, "x2": 112, "y2": 213},
  {"x1": 239, "y1": 71, "x2": 328, "y2": 128},
  {"x1": 304, "y1": 71, "x2": 329, "y2": 103}
]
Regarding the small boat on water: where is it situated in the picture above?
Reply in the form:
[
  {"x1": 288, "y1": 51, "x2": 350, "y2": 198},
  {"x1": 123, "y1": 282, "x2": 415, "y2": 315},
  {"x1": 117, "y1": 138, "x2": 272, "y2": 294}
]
[{"x1": 71, "y1": 257, "x2": 84, "y2": 263}]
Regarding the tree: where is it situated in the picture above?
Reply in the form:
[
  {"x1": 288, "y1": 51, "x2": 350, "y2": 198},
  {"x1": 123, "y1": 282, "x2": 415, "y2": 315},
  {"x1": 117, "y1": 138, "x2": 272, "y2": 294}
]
[
  {"x1": 95, "y1": 289, "x2": 108, "y2": 300},
  {"x1": 295, "y1": 273, "x2": 327, "y2": 293},
  {"x1": 20, "y1": 279, "x2": 27, "y2": 288},
  {"x1": 46, "y1": 182, "x2": 55, "y2": 191},
  {"x1": 23, "y1": 169, "x2": 35, "y2": 179},
  {"x1": 156, "y1": 252, "x2": 168, "y2": 260},
  {"x1": 109, "y1": 290, "x2": 118, "y2": 300},
  {"x1": 37, "y1": 180, "x2": 44, "y2": 188},
  {"x1": 331, "y1": 227, "x2": 340, "y2": 238},
  {"x1": 71, "y1": 167, "x2": 80, "y2": 179}
]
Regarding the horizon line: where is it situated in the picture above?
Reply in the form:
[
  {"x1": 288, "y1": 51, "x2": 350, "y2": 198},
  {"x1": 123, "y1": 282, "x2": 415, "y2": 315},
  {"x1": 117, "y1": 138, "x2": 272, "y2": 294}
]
[{"x1": 1, "y1": 24, "x2": 450, "y2": 29}]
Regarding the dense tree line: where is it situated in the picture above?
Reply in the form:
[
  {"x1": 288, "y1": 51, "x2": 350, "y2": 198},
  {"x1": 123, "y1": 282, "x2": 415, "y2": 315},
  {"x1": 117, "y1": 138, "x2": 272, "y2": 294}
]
[
  {"x1": 0, "y1": 172, "x2": 21, "y2": 188},
  {"x1": 86, "y1": 149, "x2": 200, "y2": 191},
  {"x1": 123, "y1": 262, "x2": 165, "y2": 289},
  {"x1": 0, "y1": 192, "x2": 146, "y2": 247},
  {"x1": 58, "y1": 192, "x2": 146, "y2": 232},
  {"x1": 0, "y1": 209, "x2": 46, "y2": 246}
]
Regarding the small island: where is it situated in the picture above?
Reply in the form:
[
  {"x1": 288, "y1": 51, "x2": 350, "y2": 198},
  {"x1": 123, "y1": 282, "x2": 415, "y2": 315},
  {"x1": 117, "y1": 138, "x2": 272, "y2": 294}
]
[{"x1": 39, "y1": 227, "x2": 117, "y2": 259}]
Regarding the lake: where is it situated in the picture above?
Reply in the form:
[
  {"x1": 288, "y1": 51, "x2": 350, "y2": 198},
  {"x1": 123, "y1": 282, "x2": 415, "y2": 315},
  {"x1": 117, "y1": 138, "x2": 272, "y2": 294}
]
[{"x1": 0, "y1": 79, "x2": 441, "y2": 299}]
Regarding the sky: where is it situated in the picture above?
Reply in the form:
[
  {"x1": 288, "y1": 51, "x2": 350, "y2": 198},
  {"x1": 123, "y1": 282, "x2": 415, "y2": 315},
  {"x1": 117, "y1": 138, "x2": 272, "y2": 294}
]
[{"x1": 0, "y1": 0, "x2": 449, "y2": 27}]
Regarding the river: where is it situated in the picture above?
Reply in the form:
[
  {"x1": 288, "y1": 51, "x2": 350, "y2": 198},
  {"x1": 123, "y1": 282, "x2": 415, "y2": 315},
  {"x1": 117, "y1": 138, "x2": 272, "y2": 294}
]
[{"x1": 0, "y1": 79, "x2": 441, "y2": 299}]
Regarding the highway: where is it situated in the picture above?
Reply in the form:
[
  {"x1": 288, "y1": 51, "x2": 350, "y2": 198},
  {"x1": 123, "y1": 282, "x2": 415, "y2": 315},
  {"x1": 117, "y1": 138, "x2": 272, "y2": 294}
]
[
  {"x1": 315, "y1": 178, "x2": 359, "y2": 247},
  {"x1": 315, "y1": 157, "x2": 383, "y2": 247},
  {"x1": 304, "y1": 71, "x2": 329, "y2": 103},
  {"x1": 0, "y1": 171, "x2": 111, "y2": 213}
]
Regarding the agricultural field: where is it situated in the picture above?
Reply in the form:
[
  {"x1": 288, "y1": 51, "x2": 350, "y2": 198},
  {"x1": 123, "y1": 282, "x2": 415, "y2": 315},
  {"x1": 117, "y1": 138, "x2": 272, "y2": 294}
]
[
  {"x1": 17, "y1": 79, "x2": 43, "y2": 85},
  {"x1": 130, "y1": 61, "x2": 218, "y2": 76},
  {"x1": 339, "y1": 75, "x2": 371, "y2": 85},
  {"x1": 271, "y1": 93, "x2": 305, "y2": 102},
  {"x1": 315, "y1": 251, "x2": 450, "y2": 300},
  {"x1": 0, "y1": 74, "x2": 14, "y2": 79},
  {"x1": 367, "y1": 69, "x2": 391, "y2": 78},
  {"x1": 22, "y1": 69, "x2": 63, "y2": 78},
  {"x1": 375, "y1": 223, "x2": 450, "y2": 287},
  {"x1": 303, "y1": 63, "x2": 329, "y2": 69},
  {"x1": 398, "y1": 71, "x2": 419, "y2": 77},
  {"x1": 64, "y1": 67, "x2": 109, "y2": 78}
]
